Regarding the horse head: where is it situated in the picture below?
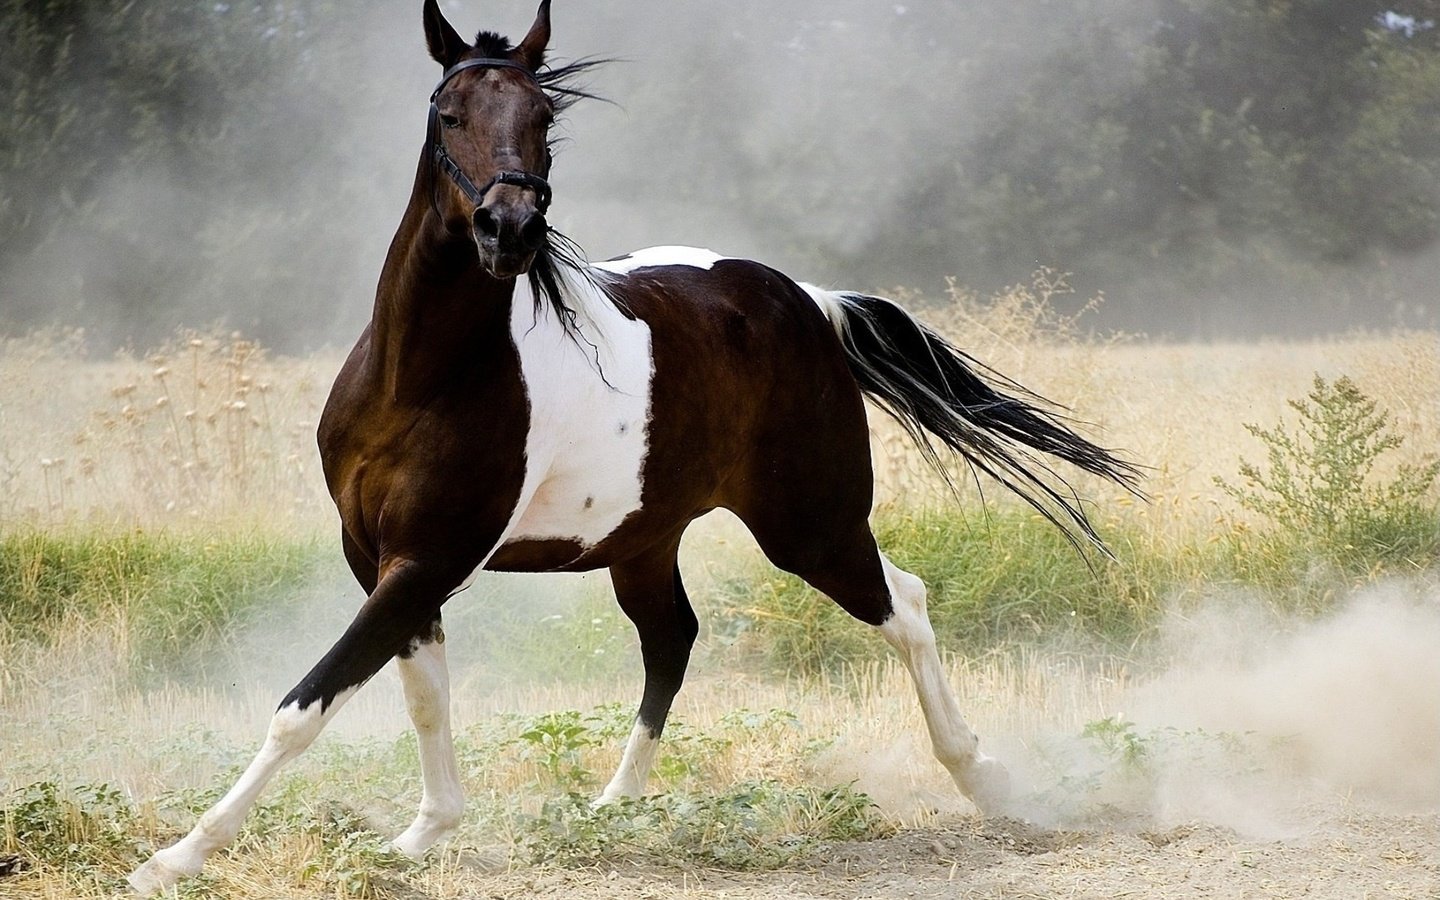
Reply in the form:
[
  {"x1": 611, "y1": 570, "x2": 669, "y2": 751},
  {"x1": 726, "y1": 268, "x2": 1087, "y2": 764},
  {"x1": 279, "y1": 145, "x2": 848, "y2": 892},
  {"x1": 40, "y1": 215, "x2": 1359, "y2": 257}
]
[{"x1": 423, "y1": 0, "x2": 554, "y2": 279}]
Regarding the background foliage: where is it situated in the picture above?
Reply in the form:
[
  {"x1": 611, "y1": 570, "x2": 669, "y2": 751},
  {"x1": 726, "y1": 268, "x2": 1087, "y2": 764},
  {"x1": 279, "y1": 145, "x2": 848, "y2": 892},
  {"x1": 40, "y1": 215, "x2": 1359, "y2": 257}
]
[{"x1": 2, "y1": 0, "x2": 1440, "y2": 349}]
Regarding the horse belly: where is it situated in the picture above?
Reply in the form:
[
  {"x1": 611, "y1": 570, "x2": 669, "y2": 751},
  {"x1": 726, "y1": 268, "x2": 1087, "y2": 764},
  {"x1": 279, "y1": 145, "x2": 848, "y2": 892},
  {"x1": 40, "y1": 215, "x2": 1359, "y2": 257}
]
[{"x1": 505, "y1": 454, "x2": 646, "y2": 547}]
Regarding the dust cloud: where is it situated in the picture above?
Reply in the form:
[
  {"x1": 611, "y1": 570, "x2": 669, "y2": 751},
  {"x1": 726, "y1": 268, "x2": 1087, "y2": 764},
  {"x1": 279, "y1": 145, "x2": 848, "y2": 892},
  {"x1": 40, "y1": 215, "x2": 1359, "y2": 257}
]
[{"x1": 999, "y1": 580, "x2": 1440, "y2": 838}]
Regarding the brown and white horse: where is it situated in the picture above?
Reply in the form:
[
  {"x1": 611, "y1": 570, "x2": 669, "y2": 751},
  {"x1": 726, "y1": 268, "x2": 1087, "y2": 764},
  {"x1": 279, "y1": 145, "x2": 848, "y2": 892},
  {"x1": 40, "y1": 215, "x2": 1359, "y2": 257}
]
[{"x1": 129, "y1": 2, "x2": 1138, "y2": 892}]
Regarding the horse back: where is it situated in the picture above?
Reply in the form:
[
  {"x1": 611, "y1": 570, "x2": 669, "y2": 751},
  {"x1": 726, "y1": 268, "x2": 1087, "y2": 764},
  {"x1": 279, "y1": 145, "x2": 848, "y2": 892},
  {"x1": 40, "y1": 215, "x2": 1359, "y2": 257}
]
[{"x1": 613, "y1": 255, "x2": 875, "y2": 532}]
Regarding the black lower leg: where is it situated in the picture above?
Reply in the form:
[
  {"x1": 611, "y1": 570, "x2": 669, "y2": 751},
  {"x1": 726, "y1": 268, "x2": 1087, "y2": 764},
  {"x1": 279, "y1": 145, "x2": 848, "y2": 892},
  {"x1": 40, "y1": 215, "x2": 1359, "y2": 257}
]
[
  {"x1": 281, "y1": 561, "x2": 453, "y2": 713},
  {"x1": 614, "y1": 554, "x2": 697, "y2": 738},
  {"x1": 635, "y1": 563, "x2": 697, "y2": 734}
]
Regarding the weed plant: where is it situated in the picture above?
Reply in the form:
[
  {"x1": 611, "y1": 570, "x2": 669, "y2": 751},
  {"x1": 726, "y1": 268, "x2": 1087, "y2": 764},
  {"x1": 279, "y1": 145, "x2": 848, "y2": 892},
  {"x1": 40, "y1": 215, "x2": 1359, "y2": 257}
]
[{"x1": 1216, "y1": 374, "x2": 1440, "y2": 610}]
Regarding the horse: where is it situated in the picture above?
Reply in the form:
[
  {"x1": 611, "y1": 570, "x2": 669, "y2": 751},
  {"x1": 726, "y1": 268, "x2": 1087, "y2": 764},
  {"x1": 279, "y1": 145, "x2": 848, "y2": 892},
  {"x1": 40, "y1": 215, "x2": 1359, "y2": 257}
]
[{"x1": 128, "y1": 2, "x2": 1138, "y2": 892}]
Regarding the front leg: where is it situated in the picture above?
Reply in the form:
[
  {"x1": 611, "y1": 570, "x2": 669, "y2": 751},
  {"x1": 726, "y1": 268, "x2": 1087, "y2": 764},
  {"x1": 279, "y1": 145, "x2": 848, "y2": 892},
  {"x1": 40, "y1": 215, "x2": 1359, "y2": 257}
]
[
  {"x1": 127, "y1": 559, "x2": 462, "y2": 895},
  {"x1": 390, "y1": 616, "x2": 464, "y2": 857}
]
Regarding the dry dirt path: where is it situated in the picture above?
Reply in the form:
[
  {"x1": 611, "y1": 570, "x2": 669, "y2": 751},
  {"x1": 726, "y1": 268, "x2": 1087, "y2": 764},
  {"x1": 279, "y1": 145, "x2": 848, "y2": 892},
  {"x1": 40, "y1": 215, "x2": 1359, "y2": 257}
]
[{"x1": 409, "y1": 813, "x2": 1438, "y2": 899}]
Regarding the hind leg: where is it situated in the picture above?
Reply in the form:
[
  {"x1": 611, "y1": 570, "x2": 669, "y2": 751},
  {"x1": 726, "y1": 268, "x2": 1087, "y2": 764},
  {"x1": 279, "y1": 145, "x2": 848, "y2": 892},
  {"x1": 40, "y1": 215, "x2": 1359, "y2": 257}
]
[
  {"x1": 752, "y1": 522, "x2": 1010, "y2": 812},
  {"x1": 873, "y1": 554, "x2": 1011, "y2": 810},
  {"x1": 597, "y1": 537, "x2": 697, "y2": 803}
]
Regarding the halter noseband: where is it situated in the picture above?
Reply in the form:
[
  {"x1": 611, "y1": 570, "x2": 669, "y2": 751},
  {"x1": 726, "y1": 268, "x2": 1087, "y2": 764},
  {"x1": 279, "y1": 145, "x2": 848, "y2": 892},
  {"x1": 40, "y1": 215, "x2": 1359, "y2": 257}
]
[{"x1": 427, "y1": 57, "x2": 553, "y2": 216}]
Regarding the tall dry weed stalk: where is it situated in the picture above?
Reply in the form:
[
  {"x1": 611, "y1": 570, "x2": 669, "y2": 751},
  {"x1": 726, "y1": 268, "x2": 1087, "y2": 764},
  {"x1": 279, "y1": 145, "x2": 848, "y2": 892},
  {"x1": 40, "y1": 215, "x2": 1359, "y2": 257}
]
[{"x1": 1, "y1": 330, "x2": 337, "y2": 529}]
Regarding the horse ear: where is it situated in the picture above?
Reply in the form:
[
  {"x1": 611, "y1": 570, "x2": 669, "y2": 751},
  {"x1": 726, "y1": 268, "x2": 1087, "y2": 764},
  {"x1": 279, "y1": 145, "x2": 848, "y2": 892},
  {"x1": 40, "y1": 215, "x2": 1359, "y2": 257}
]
[
  {"x1": 515, "y1": 0, "x2": 551, "y2": 71},
  {"x1": 423, "y1": 0, "x2": 468, "y2": 67}
]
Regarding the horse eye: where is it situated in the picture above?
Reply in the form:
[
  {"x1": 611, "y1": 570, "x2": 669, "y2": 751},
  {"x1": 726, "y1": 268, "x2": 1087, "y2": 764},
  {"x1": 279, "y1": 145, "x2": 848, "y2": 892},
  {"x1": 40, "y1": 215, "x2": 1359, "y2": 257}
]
[{"x1": 439, "y1": 113, "x2": 461, "y2": 129}]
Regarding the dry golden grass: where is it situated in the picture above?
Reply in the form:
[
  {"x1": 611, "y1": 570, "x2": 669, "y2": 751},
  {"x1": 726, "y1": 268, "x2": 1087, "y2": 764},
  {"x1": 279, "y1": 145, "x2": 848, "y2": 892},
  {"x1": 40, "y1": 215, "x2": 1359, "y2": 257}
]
[
  {"x1": 2, "y1": 283, "x2": 1437, "y2": 898},
  {"x1": 3, "y1": 278, "x2": 1435, "y2": 534},
  {"x1": 0, "y1": 329, "x2": 341, "y2": 531}
]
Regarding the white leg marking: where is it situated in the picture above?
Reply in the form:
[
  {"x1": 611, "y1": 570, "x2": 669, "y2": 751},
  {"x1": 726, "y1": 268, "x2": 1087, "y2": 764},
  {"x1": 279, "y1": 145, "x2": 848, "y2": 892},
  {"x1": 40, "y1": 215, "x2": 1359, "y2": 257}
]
[
  {"x1": 876, "y1": 555, "x2": 1011, "y2": 812},
  {"x1": 594, "y1": 721, "x2": 660, "y2": 805},
  {"x1": 126, "y1": 686, "x2": 358, "y2": 895},
  {"x1": 390, "y1": 637, "x2": 464, "y2": 857}
]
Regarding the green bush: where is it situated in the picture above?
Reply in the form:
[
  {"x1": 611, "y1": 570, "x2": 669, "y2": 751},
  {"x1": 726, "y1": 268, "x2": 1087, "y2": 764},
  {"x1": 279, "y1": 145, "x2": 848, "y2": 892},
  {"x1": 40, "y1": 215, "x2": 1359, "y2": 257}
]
[
  {"x1": 520, "y1": 781, "x2": 884, "y2": 869},
  {"x1": 1217, "y1": 374, "x2": 1440, "y2": 598},
  {"x1": 1, "y1": 781, "x2": 138, "y2": 873}
]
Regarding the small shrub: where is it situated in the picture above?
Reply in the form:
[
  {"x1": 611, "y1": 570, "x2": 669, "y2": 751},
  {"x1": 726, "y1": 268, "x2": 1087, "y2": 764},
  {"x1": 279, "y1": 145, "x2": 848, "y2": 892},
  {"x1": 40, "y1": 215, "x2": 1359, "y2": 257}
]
[
  {"x1": 1, "y1": 781, "x2": 138, "y2": 871},
  {"x1": 515, "y1": 710, "x2": 600, "y2": 790},
  {"x1": 294, "y1": 804, "x2": 410, "y2": 899},
  {"x1": 1217, "y1": 374, "x2": 1440, "y2": 587},
  {"x1": 1028, "y1": 719, "x2": 1263, "y2": 826},
  {"x1": 519, "y1": 781, "x2": 885, "y2": 869}
]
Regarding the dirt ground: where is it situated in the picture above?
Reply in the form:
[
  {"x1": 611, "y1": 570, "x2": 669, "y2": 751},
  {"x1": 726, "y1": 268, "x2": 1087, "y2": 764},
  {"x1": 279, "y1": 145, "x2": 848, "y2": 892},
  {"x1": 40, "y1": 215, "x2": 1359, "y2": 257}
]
[{"x1": 400, "y1": 813, "x2": 1438, "y2": 900}]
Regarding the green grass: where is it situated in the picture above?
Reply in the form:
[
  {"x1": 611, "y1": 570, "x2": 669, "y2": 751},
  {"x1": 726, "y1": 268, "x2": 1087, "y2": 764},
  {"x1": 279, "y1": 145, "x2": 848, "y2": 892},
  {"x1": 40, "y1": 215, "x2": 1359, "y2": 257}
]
[
  {"x1": 0, "y1": 529, "x2": 327, "y2": 679},
  {"x1": 707, "y1": 506, "x2": 1177, "y2": 677}
]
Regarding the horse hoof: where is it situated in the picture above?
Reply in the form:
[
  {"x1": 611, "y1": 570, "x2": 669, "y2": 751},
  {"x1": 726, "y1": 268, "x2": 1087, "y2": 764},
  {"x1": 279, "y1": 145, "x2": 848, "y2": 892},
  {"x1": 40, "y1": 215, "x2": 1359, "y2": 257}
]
[
  {"x1": 126, "y1": 854, "x2": 190, "y2": 895},
  {"x1": 962, "y1": 755, "x2": 1013, "y2": 815}
]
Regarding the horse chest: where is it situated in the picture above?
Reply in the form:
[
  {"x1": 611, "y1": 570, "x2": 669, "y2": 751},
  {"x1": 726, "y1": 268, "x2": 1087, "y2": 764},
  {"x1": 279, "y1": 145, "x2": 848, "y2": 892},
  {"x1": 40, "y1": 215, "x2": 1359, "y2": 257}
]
[{"x1": 496, "y1": 289, "x2": 655, "y2": 554}]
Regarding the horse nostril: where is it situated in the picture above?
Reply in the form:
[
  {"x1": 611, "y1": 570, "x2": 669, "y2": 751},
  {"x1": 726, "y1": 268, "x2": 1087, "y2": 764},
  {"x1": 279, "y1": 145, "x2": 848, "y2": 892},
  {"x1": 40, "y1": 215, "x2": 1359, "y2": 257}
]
[
  {"x1": 472, "y1": 207, "x2": 500, "y2": 239},
  {"x1": 519, "y1": 214, "x2": 548, "y2": 251}
]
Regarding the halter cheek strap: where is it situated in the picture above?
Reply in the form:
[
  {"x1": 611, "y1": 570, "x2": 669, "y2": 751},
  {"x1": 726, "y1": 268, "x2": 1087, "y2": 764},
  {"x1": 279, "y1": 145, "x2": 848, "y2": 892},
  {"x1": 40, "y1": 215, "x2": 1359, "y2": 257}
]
[{"x1": 428, "y1": 58, "x2": 553, "y2": 216}]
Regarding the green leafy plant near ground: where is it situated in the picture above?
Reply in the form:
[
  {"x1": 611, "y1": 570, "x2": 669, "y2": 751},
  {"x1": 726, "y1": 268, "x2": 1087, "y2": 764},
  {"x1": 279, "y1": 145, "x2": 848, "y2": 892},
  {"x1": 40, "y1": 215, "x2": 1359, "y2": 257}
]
[
  {"x1": 1216, "y1": 374, "x2": 1440, "y2": 605},
  {"x1": 1027, "y1": 718, "x2": 1264, "y2": 827},
  {"x1": 1, "y1": 781, "x2": 137, "y2": 872},
  {"x1": 519, "y1": 781, "x2": 886, "y2": 869}
]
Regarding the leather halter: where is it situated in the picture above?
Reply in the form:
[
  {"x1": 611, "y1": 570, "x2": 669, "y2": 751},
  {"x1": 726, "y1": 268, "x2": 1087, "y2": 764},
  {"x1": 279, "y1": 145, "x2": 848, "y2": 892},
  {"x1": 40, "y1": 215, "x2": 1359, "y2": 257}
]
[{"x1": 427, "y1": 57, "x2": 553, "y2": 216}]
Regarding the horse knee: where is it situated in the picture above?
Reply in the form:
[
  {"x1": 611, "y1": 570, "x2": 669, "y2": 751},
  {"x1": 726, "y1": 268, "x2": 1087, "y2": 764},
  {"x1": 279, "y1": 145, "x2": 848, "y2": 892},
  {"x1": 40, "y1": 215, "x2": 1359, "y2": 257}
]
[
  {"x1": 265, "y1": 696, "x2": 334, "y2": 760},
  {"x1": 874, "y1": 557, "x2": 931, "y2": 640}
]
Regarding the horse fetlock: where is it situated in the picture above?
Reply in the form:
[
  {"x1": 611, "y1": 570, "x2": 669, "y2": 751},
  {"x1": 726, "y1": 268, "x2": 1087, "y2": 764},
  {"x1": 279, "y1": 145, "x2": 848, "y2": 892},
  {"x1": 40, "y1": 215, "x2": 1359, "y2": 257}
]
[
  {"x1": 955, "y1": 754, "x2": 1012, "y2": 814},
  {"x1": 421, "y1": 795, "x2": 465, "y2": 832},
  {"x1": 593, "y1": 776, "x2": 642, "y2": 807},
  {"x1": 391, "y1": 794, "x2": 464, "y2": 856}
]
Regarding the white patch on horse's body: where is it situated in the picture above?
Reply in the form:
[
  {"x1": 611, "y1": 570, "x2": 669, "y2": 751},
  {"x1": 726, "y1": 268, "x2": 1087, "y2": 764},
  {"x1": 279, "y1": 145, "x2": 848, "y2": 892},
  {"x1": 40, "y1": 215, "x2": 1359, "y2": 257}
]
[
  {"x1": 469, "y1": 274, "x2": 655, "y2": 577},
  {"x1": 594, "y1": 245, "x2": 727, "y2": 276},
  {"x1": 797, "y1": 282, "x2": 849, "y2": 336}
]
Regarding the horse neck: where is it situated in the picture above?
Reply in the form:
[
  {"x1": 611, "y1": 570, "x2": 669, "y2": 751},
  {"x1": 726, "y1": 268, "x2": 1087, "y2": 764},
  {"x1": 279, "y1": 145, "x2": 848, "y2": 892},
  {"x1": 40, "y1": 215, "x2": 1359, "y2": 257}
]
[{"x1": 370, "y1": 176, "x2": 518, "y2": 404}]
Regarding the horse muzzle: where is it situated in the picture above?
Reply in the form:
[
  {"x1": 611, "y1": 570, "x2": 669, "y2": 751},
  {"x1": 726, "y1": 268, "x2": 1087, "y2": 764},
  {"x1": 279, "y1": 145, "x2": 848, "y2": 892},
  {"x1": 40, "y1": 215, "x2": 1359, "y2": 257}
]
[{"x1": 472, "y1": 202, "x2": 547, "y2": 278}]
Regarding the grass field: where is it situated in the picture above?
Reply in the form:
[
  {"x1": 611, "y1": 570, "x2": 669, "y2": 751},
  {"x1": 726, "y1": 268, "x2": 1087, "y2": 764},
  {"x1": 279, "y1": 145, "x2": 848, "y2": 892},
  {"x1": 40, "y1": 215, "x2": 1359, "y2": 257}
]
[{"x1": 2, "y1": 280, "x2": 1437, "y2": 897}]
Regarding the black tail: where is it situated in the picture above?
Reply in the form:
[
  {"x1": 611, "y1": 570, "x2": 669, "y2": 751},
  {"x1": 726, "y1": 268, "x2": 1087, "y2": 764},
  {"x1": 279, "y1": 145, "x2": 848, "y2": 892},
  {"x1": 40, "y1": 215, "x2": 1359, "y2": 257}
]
[{"x1": 821, "y1": 290, "x2": 1142, "y2": 555}]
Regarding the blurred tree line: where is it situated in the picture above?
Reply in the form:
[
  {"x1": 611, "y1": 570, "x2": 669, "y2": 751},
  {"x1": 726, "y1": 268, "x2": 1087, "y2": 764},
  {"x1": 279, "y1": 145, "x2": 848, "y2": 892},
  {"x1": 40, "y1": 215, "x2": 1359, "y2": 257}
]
[
  {"x1": 0, "y1": 0, "x2": 385, "y2": 346},
  {"x1": 1, "y1": 0, "x2": 1438, "y2": 348},
  {"x1": 872, "y1": 0, "x2": 1440, "y2": 332}
]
